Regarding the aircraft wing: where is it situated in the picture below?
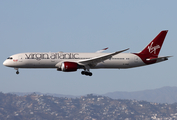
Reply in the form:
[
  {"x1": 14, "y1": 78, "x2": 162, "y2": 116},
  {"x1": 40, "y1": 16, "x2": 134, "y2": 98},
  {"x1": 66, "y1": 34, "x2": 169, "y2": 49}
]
[
  {"x1": 55, "y1": 48, "x2": 129, "y2": 68},
  {"x1": 78, "y1": 48, "x2": 129, "y2": 66}
]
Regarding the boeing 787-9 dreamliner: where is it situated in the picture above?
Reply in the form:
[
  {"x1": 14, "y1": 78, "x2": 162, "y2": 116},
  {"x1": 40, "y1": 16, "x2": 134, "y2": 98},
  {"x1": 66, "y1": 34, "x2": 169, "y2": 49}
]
[{"x1": 3, "y1": 30, "x2": 171, "y2": 76}]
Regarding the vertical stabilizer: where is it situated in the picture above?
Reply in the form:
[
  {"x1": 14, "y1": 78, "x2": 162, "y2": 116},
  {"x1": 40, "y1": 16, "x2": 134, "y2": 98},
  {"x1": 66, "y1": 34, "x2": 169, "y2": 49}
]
[{"x1": 139, "y1": 30, "x2": 168, "y2": 56}]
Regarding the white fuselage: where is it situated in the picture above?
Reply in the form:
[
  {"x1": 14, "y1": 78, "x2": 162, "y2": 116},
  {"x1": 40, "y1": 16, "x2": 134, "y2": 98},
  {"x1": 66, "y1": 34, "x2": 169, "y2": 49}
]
[{"x1": 3, "y1": 52, "x2": 145, "y2": 69}]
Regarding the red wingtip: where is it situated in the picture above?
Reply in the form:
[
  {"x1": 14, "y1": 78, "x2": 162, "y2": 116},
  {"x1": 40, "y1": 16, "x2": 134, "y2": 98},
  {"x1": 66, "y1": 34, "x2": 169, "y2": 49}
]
[{"x1": 103, "y1": 47, "x2": 108, "y2": 50}]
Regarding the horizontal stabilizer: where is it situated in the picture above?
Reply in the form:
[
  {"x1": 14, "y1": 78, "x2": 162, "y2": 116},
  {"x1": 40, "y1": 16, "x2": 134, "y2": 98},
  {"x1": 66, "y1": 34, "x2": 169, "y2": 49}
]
[{"x1": 146, "y1": 56, "x2": 172, "y2": 61}]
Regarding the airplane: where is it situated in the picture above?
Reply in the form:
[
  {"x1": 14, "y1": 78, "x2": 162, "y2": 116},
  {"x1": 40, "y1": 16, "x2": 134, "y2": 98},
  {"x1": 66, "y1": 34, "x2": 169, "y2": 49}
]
[{"x1": 3, "y1": 30, "x2": 171, "y2": 76}]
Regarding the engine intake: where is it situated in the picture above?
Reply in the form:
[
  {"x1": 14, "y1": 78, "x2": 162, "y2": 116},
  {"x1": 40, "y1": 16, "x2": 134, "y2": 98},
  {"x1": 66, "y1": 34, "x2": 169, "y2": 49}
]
[{"x1": 61, "y1": 62, "x2": 78, "y2": 72}]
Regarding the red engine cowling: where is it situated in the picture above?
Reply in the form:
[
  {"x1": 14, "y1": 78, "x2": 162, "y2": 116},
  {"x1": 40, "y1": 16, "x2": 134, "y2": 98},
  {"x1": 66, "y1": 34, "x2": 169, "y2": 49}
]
[{"x1": 61, "y1": 62, "x2": 78, "y2": 72}]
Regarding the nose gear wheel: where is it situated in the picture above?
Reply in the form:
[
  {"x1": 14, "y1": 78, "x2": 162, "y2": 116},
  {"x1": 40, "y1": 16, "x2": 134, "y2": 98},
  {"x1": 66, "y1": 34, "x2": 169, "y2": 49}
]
[
  {"x1": 14, "y1": 68, "x2": 19, "y2": 74},
  {"x1": 16, "y1": 71, "x2": 19, "y2": 74}
]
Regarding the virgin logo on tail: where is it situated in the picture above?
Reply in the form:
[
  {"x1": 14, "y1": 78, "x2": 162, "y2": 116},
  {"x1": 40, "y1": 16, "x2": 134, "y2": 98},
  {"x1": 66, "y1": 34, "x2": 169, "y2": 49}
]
[{"x1": 148, "y1": 42, "x2": 160, "y2": 54}]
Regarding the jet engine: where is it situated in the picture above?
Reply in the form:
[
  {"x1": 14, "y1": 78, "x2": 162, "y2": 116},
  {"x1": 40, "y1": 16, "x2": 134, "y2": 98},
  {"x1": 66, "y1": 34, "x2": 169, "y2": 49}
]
[{"x1": 61, "y1": 62, "x2": 78, "y2": 72}]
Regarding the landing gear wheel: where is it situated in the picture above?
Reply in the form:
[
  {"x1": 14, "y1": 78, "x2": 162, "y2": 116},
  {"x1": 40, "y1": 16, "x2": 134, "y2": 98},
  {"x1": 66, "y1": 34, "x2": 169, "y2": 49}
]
[
  {"x1": 81, "y1": 71, "x2": 85, "y2": 75},
  {"x1": 81, "y1": 71, "x2": 92, "y2": 76},
  {"x1": 89, "y1": 72, "x2": 92, "y2": 76},
  {"x1": 85, "y1": 72, "x2": 89, "y2": 76},
  {"x1": 16, "y1": 71, "x2": 19, "y2": 74}
]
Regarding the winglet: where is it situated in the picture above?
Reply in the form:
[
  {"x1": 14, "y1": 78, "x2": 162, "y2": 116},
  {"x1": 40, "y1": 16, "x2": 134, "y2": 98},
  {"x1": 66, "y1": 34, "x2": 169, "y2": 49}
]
[
  {"x1": 96, "y1": 47, "x2": 108, "y2": 53},
  {"x1": 103, "y1": 47, "x2": 108, "y2": 50}
]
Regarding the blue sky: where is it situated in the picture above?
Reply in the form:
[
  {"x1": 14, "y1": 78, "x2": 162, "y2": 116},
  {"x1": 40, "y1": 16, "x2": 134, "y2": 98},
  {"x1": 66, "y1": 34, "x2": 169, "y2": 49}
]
[{"x1": 1, "y1": 1, "x2": 177, "y2": 95}]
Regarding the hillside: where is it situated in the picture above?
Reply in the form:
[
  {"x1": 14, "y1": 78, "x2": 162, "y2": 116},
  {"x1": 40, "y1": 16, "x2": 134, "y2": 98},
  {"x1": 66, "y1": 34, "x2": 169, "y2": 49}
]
[
  {"x1": 1, "y1": 92, "x2": 177, "y2": 119},
  {"x1": 103, "y1": 86, "x2": 177, "y2": 104},
  {"x1": 12, "y1": 86, "x2": 177, "y2": 104}
]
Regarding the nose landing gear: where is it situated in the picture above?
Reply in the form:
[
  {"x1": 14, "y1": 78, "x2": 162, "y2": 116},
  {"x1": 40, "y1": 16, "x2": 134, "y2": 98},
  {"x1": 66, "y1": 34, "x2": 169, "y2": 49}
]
[
  {"x1": 14, "y1": 68, "x2": 19, "y2": 75},
  {"x1": 16, "y1": 71, "x2": 19, "y2": 74}
]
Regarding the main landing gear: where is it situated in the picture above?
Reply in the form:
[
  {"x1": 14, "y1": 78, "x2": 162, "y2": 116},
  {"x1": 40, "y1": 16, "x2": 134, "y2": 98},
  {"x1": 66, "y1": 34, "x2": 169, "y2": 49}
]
[
  {"x1": 81, "y1": 66, "x2": 92, "y2": 76},
  {"x1": 81, "y1": 71, "x2": 92, "y2": 76}
]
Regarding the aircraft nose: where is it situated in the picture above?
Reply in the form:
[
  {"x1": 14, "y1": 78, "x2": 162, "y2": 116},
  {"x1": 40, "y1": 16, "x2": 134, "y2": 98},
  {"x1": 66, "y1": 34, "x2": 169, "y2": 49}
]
[{"x1": 3, "y1": 60, "x2": 8, "y2": 66}]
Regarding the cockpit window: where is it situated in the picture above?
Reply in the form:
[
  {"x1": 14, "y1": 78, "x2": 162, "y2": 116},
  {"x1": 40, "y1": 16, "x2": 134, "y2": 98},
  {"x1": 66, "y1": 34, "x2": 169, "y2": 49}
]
[{"x1": 7, "y1": 57, "x2": 13, "y2": 59}]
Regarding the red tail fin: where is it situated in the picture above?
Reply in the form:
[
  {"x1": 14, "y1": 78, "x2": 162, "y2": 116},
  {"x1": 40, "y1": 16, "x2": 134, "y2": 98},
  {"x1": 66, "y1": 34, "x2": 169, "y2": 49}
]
[{"x1": 139, "y1": 30, "x2": 168, "y2": 56}]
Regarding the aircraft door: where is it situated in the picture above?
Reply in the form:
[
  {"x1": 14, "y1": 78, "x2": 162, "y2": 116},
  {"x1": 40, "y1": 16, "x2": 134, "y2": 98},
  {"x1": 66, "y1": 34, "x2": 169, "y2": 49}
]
[
  {"x1": 18, "y1": 56, "x2": 23, "y2": 62},
  {"x1": 134, "y1": 56, "x2": 139, "y2": 63}
]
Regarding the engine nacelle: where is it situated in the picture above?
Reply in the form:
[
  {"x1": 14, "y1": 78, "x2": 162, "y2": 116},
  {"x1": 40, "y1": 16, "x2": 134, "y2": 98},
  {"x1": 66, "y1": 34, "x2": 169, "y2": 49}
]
[{"x1": 61, "y1": 62, "x2": 78, "y2": 72}]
